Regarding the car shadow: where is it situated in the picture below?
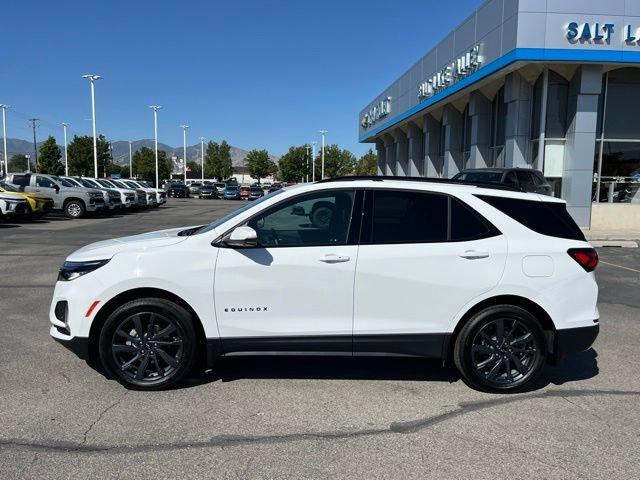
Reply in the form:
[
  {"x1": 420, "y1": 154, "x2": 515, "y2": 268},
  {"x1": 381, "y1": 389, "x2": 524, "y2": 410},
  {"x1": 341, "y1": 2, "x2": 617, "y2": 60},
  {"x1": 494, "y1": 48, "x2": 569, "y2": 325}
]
[
  {"x1": 0, "y1": 222, "x2": 21, "y2": 229},
  {"x1": 539, "y1": 348, "x2": 599, "y2": 387}
]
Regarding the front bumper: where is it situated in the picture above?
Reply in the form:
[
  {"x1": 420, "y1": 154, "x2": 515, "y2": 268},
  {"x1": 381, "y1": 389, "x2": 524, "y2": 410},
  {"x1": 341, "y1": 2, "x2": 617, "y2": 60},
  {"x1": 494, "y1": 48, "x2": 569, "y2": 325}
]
[{"x1": 553, "y1": 324, "x2": 599, "y2": 360}]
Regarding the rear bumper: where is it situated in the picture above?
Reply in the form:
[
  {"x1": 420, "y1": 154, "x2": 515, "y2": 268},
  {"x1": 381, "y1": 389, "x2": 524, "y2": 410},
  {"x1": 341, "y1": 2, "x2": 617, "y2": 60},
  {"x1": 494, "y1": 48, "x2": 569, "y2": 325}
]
[{"x1": 554, "y1": 324, "x2": 599, "y2": 360}]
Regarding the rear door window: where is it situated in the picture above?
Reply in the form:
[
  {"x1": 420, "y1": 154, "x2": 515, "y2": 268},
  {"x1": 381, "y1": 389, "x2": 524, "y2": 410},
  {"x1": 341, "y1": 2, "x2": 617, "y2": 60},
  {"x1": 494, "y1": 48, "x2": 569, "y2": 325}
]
[
  {"x1": 476, "y1": 195, "x2": 585, "y2": 241},
  {"x1": 450, "y1": 198, "x2": 499, "y2": 241}
]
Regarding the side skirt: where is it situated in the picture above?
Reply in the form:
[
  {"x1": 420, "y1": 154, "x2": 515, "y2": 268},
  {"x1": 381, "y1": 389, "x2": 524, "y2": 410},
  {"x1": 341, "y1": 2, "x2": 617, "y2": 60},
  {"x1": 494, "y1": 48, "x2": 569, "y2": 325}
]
[{"x1": 205, "y1": 334, "x2": 449, "y2": 367}]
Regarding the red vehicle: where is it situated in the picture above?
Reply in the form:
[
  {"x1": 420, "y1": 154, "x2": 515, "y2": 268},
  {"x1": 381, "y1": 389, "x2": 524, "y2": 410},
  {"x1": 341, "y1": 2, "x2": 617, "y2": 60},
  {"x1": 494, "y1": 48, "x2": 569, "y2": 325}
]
[{"x1": 239, "y1": 186, "x2": 250, "y2": 200}]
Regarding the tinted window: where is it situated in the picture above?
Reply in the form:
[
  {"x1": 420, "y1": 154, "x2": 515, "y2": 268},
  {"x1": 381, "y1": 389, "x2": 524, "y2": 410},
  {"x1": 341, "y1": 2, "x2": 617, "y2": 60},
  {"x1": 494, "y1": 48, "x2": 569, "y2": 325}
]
[
  {"x1": 476, "y1": 195, "x2": 585, "y2": 241},
  {"x1": 450, "y1": 198, "x2": 498, "y2": 241},
  {"x1": 36, "y1": 176, "x2": 56, "y2": 188},
  {"x1": 370, "y1": 190, "x2": 448, "y2": 244},
  {"x1": 503, "y1": 172, "x2": 518, "y2": 187},
  {"x1": 11, "y1": 175, "x2": 29, "y2": 187},
  {"x1": 454, "y1": 171, "x2": 503, "y2": 183},
  {"x1": 247, "y1": 190, "x2": 355, "y2": 247},
  {"x1": 515, "y1": 171, "x2": 537, "y2": 192}
]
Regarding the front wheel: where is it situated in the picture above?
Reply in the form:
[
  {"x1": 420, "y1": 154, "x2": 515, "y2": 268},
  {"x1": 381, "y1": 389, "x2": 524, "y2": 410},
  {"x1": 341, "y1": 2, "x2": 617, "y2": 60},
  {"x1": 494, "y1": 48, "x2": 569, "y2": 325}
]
[
  {"x1": 64, "y1": 199, "x2": 86, "y2": 219},
  {"x1": 98, "y1": 298, "x2": 198, "y2": 390},
  {"x1": 453, "y1": 305, "x2": 546, "y2": 393}
]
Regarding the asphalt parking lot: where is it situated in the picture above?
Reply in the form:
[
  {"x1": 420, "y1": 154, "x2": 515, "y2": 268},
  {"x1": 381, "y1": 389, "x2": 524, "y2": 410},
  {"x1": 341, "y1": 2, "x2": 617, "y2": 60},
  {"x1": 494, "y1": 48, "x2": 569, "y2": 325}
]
[{"x1": 1, "y1": 198, "x2": 639, "y2": 479}]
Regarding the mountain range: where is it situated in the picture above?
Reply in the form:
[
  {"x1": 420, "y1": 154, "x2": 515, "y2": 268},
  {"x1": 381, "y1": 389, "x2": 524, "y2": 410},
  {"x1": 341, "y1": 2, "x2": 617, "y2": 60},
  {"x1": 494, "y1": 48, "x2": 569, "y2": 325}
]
[{"x1": 1, "y1": 138, "x2": 279, "y2": 168}]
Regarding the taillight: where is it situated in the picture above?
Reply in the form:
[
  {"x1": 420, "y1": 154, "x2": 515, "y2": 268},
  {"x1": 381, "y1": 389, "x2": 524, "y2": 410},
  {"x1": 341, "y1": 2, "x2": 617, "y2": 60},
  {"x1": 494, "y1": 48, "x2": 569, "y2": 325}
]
[{"x1": 568, "y1": 248, "x2": 599, "y2": 272}]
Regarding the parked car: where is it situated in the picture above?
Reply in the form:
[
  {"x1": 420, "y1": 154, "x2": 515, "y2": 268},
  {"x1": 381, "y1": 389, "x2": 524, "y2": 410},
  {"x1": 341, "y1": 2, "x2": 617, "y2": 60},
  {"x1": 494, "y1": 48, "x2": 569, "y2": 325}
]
[
  {"x1": 239, "y1": 186, "x2": 250, "y2": 200},
  {"x1": 214, "y1": 182, "x2": 226, "y2": 195},
  {"x1": 63, "y1": 176, "x2": 122, "y2": 214},
  {"x1": 95, "y1": 179, "x2": 147, "y2": 208},
  {"x1": 167, "y1": 183, "x2": 190, "y2": 198},
  {"x1": 8, "y1": 173, "x2": 105, "y2": 218},
  {"x1": 127, "y1": 179, "x2": 167, "y2": 205},
  {"x1": 189, "y1": 182, "x2": 203, "y2": 195},
  {"x1": 453, "y1": 168, "x2": 553, "y2": 196},
  {"x1": 248, "y1": 185, "x2": 264, "y2": 200},
  {"x1": 268, "y1": 182, "x2": 283, "y2": 194},
  {"x1": 0, "y1": 180, "x2": 54, "y2": 218},
  {"x1": 223, "y1": 185, "x2": 241, "y2": 200},
  {"x1": 199, "y1": 184, "x2": 219, "y2": 199},
  {"x1": 0, "y1": 192, "x2": 29, "y2": 220},
  {"x1": 50, "y1": 176, "x2": 598, "y2": 392},
  {"x1": 75, "y1": 177, "x2": 137, "y2": 210}
]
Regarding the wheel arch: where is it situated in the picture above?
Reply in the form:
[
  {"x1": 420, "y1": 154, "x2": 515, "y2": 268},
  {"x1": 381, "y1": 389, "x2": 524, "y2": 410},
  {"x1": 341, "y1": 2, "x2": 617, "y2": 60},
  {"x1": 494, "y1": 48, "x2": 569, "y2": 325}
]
[
  {"x1": 87, "y1": 287, "x2": 207, "y2": 365},
  {"x1": 63, "y1": 197, "x2": 86, "y2": 207},
  {"x1": 445, "y1": 295, "x2": 556, "y2": 361}
]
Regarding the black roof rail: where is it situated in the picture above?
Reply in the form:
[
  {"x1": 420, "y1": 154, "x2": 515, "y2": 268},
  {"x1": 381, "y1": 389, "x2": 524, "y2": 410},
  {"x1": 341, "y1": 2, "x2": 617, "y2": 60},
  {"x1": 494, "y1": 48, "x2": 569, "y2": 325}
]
[{"x1": 315, "y1": 175, "x2": 524, "y2": 193}]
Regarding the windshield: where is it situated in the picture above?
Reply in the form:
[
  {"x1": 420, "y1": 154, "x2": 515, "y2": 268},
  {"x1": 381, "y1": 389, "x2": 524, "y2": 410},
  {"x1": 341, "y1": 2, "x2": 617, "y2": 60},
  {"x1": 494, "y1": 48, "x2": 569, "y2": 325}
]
[
  {"x1": 215, "y1": 183, "x2": 225, "y2": 188},
  {"x1": 454, "y1": 171, "x2": 503, "y2": 183},
  {"x1": 124, "y1": 181, "x2": 139, "y2": 188},
  {"x1": 226, "y1": 186, "x2": 238, "y2": 191},
  {"x1": 80, "y1": 178, "x2": 98, "y2": 188},
  {"x1": 112, "y1": 180, "x2": 129, "y2": 189},
  {"x1": 197, "y1": 189, "x2": 285, "y2": 235},
  {"x1": 59, "y1": 178, "x2": 78, "y2": 188},
  {"x1": 97, "y1": 179, "x2": 115, "y2": 188},
  {"x1": 63, "y1": 178, "x2": 83, "y2": 187},
  {"x1": 0, "y1": 181, "x2": 20, "y2": 192}
]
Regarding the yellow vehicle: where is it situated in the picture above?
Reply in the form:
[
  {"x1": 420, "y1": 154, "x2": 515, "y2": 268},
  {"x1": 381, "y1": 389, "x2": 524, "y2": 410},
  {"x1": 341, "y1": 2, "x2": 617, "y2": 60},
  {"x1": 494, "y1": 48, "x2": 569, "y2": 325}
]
[{"x1": 0, "y1": 180, "x2": 54, "y2": 218}]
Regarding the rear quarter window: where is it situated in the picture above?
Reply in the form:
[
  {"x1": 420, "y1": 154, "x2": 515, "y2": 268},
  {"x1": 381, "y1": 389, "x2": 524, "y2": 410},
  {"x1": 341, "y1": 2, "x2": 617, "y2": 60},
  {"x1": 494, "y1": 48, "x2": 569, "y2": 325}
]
[{"x1": 476, "y1": 195, "x2": 586, "y2": 241}]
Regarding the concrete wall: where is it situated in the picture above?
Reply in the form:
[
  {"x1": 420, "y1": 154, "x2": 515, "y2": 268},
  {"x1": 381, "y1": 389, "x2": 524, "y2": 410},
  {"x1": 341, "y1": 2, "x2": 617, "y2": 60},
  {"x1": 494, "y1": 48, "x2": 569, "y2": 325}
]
[{"x1": 590, "y1": 203, "x2": 640, "y2": 231}]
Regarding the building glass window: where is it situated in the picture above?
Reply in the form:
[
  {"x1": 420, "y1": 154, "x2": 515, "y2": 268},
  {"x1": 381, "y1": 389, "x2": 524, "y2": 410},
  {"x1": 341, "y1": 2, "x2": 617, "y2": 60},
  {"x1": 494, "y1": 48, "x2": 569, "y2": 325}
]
[
  {"x1": 594, "y1": 68, "x2": 640, "y2": 204},
  {"x1": 490, "y1": 87, "x2": 505, "y2": 167},
  {"x1": 462, "y1": 104, "x2": 472, "y2": 168}
]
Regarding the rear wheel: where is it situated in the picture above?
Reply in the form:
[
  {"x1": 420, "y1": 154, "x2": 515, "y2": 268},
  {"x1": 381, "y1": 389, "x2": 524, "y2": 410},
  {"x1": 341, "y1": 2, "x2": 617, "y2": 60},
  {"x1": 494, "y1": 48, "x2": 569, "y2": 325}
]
[
  {"x1": 99, "y1": 298, "x2": 198, "y2": 390},
  {"x1": 454, "y1": 305, "x2": 546, "y2": 393},
  {"x1": 64, "y1": 199, "x2": 85, "y2": 219}
]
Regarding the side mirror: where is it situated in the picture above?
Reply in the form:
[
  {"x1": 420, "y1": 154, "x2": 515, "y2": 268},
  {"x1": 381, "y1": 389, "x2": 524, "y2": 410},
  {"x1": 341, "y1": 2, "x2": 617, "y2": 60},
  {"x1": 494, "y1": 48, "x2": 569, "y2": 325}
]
[
  {"x1": 291, "y1": 205, "x2": 306, "y2": 216},
  {"x1": 54, "y1": 185, "x2": 60, "y2": 193},
  {"x1": 224, "y1": 226, "x2": 258, "y2": 248}
]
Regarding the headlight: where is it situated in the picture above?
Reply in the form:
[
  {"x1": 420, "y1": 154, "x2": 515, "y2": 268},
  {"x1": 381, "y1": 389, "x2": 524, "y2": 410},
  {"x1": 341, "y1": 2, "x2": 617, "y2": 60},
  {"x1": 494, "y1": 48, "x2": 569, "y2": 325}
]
[{"x1": 58, "y1": 259, "x2": 110, "y2": 281}]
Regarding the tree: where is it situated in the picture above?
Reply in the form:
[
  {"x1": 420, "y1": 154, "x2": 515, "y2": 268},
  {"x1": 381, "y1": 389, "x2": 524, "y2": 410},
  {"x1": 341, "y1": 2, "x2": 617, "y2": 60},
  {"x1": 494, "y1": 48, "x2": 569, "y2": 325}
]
[
  {"x1": 204, "y1": 139, "x2": 233, "y2": 180},
  {"x1": 245, "y1": 149, "x2": 277, "y2": 184},
  {"x1": 67, "y1": 134, "x2": 112, "y2": 177},
  {"x1": 313, "y1": 144, "x2": 356, "y2": 179},
  {"x1": 278, "y1": 145, "x2": 311, "y2": 183},
  {"x1": 8, "y1": 154, "x2": 29, "y2": 173},
  {"x1": 131, "y1": 146, "x2": 171, "y2": 185},
  {"x1": 355, "y1": 149, "x2": 378, "y2": 176},
  {"x1": 186, "y1": 161, "x2": 202, "y2": 179},
  {"x1": 37, "y1": 136, "x2": 64, "y2": 175}
]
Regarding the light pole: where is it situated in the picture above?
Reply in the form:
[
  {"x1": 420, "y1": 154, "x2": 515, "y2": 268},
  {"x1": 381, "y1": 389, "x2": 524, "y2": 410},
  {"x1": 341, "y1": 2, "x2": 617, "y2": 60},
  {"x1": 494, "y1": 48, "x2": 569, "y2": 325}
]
[
  {"x1": 149, "y1": 106, "x2": 162, "y2": 187},
  {"x1": 128, "y1": 141, "x2": 133, "y2": 177},
  {"x1": 25, "y1": 154, "x2": 30, "y2": 173},
  {"x1": 180, "y1": 125, "x2": 189, "y2": 183},
  {"x1": 0, "y1": 104, "x2": 8, "y2": 176},
  {"x1": 311, "y1": 141, "x2": 317, "y2": 182},
  {"x1": 62, "y1": 122, "x2": 69, "y2": 176},
  {"x1": 319, "y1": 130, "x2": 328, "y2": 179},
  {"x1": 82, "y1": 74, "x2": 102, "y2": 178},
  {"x1": 199, "y1": 137, "x2": 205, "y2": 182},
  {"x1": 305, "y1": 145, "x2": 310, "y2": 183}
]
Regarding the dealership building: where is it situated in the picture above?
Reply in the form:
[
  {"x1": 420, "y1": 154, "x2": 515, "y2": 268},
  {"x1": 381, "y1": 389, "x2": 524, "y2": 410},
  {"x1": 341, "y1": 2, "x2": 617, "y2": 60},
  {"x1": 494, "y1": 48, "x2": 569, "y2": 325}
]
[{"x1": 359, "y1": 0, "x2": 640, "y2": 229}]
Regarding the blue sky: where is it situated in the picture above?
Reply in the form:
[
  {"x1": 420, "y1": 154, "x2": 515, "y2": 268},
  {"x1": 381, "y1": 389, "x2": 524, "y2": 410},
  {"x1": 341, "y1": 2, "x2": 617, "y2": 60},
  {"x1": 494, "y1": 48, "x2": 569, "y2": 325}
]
[{"x1": 1, "y1": 0, "x2": 482, "y2": 156}]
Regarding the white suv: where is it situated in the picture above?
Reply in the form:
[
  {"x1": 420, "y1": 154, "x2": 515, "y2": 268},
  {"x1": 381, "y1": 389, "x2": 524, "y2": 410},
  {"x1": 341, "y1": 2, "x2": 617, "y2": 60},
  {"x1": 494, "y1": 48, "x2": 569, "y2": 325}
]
[{"x1": 49, "y1": 177, "x2": 599, "y2": 392}]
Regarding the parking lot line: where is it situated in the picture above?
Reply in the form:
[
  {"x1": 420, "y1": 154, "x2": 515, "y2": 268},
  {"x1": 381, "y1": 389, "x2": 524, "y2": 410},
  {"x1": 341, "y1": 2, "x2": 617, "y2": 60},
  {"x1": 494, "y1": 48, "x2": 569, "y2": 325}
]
[{"x1": 599, "y1": 261, "x2": 640, "y2": 274}]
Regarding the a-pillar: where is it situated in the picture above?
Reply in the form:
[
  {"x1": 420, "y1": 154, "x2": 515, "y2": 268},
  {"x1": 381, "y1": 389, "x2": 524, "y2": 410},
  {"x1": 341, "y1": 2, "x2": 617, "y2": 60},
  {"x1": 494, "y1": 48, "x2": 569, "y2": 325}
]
[
  {"x1": 442, "y1": 105, "x2": 463, "y2": 178},
  {"x1": 423, "y1": 114, "x2": 441, "y2": 178},
  {"x1": 563, "y1": 65, "x2": 603, "y2": 228},
  {"x1": 375, "y1": 140, "x2": 385, "y2": 176},
  {"x1": 382, "y1": 134, "x2": 396, "y2": 175},
  {"x1": 392, "y1": 129, "x2": 408, "y2": 177},
  {"x1": 468, "y1": 91, "x2": 491, "y2": 169},
  {"x1": 407, "y1": 122, "x2": 423, "y2": 176},
  {"x1": 504, "y1": 71, "x2": 532, "y2": 168}
]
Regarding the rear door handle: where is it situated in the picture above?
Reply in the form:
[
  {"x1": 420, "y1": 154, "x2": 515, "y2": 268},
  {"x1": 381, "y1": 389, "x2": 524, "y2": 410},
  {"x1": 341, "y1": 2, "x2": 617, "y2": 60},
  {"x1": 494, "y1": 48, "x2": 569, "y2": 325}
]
[
  {"x1": 319, "y1": 254, "x2": 350, "y2": 264},
  {"x1": 460, "y1": 251, "x2": 490, "y2": 260}
]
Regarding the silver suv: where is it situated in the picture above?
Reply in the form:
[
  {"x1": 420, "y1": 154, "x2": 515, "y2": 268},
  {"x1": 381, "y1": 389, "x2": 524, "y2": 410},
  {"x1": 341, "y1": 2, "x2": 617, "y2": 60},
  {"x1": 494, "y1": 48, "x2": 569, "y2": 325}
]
[{"x1": 9, "y1": 173, "x2": 105, "y2": 218}]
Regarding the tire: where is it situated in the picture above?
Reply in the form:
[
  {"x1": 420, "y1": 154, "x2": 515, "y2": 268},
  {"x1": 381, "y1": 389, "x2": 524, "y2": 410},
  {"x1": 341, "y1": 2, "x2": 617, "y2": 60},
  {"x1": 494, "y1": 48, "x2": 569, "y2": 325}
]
[
  {"x1": 64, "y1": 199, "x2": 86, "y2": 219},
  {"x1": 310, "y1": 203, "x2": 334, "y2": 229},
  {"x1": 453, "y1": 305, "x2": 547, "y2": 393},
  {"x1": 98, "y1": 298, "x2": 199, "y2": 390}
]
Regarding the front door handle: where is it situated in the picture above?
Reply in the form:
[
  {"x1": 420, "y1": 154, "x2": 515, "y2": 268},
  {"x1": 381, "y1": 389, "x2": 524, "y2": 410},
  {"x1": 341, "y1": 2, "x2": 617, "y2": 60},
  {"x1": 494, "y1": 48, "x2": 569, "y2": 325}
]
[
  {"x1": 460, "y1": 251, "x2": 490, "y2": 260},
  {"x1": 319, "y1": 254, "x2": 350, "y2": 264}
]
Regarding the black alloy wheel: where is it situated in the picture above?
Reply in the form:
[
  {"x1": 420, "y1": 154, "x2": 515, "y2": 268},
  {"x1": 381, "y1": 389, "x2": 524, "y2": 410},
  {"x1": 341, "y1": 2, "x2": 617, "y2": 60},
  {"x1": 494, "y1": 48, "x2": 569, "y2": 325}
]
[
  {"x1": 99, "y1": 298, "x2": 198, "y2": 390},
  {"x1": 454, "y1": 305, "x2": 546, "y2": 392}
]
